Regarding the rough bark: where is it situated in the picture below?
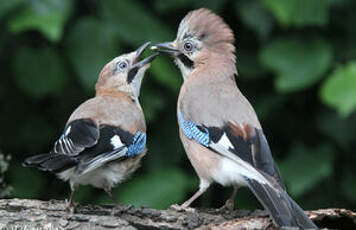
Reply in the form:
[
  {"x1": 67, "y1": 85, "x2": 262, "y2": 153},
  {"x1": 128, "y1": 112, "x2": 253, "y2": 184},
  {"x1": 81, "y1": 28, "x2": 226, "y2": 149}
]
[{"x1": 0, "y1": 199, "x2": 355, "y2": 229}]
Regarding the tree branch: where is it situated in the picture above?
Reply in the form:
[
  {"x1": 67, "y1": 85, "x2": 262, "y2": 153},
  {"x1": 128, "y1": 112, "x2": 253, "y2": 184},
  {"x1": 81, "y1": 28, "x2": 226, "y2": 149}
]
[{"x1": 0, "y1": 199, "x2": 354, "y2": 229}]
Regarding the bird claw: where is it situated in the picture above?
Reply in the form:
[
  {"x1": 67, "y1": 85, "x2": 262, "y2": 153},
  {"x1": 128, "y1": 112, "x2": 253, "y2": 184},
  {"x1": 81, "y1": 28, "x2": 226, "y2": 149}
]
[
  {"x1": 64, "y1": 196, "x2": 79, "y2": 214},
  {"x1": 170, "y1": 204, "x2": 196, "y2": 213},
  {"x1": 65, "y1": 201, "x2": 77, "y2": 214},
  {"x1": 111, "y1": 204, "x2": 131, "y2": 216},
  {"x1": 217, "y1": 199, "x2": 235, "y2": 213}
]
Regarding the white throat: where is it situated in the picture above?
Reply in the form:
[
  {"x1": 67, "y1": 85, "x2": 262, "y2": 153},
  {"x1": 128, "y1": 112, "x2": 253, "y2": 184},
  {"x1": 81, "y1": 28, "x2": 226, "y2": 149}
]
[{"x1": 174, "y1": 58, "x2": 193, "y2": 80}]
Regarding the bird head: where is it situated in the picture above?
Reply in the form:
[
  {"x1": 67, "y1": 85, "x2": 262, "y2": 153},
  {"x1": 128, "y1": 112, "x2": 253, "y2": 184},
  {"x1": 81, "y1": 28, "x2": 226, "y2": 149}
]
[
  {"x1": 152, "y1": 8, "x2": 236, "y2": 79},
  {"x1": 96, "y1": 42, "x2": 158, "y2": 98}
]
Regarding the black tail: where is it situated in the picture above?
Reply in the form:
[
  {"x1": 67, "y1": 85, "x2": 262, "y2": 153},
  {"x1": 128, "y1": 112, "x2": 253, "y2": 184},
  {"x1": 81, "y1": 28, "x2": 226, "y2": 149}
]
[
  {"x1": 245, "y1": 177, "x2": 317, "y2": 229},
  {"x1": 23, "y1": 153, "x2": 78, "y2": 173}
]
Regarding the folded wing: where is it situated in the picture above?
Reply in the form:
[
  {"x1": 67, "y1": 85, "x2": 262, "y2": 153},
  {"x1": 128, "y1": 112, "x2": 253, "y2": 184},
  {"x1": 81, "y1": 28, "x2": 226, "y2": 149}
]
[
  {"x1": 178, "y1": 112, "x2": 316, "y2": 228},
  {"x1": 24, "y1": 119, "x2": 146, "y2": 175}
]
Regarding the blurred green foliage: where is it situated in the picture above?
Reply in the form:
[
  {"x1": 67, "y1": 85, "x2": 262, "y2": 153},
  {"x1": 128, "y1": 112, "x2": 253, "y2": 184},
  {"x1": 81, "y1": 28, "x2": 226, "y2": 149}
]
[
  {"x1": 0, "y1": 153, "x2": 12, "y2": 198},
  {"x1": 0, "y1": 0, "x2": 355, "y2": 211}
]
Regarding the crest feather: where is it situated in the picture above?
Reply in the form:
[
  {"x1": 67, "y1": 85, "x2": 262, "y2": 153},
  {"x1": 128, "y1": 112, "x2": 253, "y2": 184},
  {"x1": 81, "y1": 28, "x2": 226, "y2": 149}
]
[{"x1": 178, "y1": 8, "x2": 235, "y2": 50}]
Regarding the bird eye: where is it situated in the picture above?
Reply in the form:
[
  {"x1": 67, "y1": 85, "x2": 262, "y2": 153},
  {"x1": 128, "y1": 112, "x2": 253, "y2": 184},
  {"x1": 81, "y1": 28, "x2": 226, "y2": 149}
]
[
  {"x1": 184, "y1": 42, "x2": 193, "y2": 52},
  {"x1": 118, "y1": 61, "x2": 128, "y2": 70}
]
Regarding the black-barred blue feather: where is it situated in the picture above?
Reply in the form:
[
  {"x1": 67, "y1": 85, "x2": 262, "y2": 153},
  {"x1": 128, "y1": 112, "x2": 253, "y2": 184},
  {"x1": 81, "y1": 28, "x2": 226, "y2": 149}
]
[
  {"x1": 24, "y1": 119, "x2": 146, "y2": 174},
  {"x1": 178, "y1": 111, "x2": 210, "y2": 147},
  {"x1": 127, "y1": 131, "x2": 146, "y2": 157}
]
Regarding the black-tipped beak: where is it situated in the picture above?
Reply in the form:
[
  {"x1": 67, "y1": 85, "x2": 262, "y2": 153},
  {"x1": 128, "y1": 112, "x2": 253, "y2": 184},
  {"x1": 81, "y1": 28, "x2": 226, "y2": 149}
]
[
  {"x1": 133, "y1": 41, "x2": 151, "y2": 64},
  {"x1": 151, "y1": 42, "x2": 181, "y2": 57},
  {"x1": 131, "y1": 53, "x2": 159, "y2": 69},
  {"x1": 131, "y1": 41, "x2": 158, "y2": 68},
  {"x1": 127, "y1": 42, "x2": 158, "y2": 83}
]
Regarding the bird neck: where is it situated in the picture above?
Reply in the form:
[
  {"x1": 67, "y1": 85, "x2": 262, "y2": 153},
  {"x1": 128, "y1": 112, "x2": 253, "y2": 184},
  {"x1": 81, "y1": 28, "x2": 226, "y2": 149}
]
[
  {"x1": 96, "y1": 86, "x2": 141, "y2": 108},
  {"x1": 189, "y1": 57, "x2": 237, "y2": 83},
  {"x1": 96, "y1": 87, "x2": 131, "y2": 98}
]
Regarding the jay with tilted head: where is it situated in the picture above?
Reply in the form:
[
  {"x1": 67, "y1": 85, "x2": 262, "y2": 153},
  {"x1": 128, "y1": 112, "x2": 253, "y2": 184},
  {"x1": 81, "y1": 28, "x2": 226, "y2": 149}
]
[
  {"x1": 24, "y1": 42, "x2": 157, "y2": 209},
  {"x1": 153, "y1": 9, "x2": 317, "y2": 228}
]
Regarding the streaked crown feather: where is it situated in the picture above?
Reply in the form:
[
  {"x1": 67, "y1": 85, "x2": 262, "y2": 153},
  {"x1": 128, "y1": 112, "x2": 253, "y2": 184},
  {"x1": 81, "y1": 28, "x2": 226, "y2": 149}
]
[{"x1": 177, "y1": 8, "x2": 235, "y2": 53}]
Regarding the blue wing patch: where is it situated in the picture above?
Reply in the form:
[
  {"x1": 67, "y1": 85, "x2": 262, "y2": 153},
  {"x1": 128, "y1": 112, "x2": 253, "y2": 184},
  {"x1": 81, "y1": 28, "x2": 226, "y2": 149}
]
[
  {"x1": 178, "y1": 111, "x2": 210, "y2": 147},
  {"x1": 126, "y1": 131, "x2": 146, "y2": 157}
]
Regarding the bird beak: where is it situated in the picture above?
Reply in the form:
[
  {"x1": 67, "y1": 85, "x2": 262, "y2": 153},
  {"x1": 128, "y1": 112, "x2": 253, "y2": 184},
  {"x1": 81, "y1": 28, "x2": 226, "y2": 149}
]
[
  {"x1": 151, "y1": 42, "x2": 181, "y2": 57},
  {"x1": 131, "y1": 41, "x2": 158, "y2": 69},
  {"x1": 127, "y1": 42, "x2": 158, "y2": 83}
]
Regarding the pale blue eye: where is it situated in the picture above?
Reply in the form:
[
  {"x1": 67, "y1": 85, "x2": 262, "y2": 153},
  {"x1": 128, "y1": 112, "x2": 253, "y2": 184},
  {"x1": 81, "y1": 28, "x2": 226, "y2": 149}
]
[
  {"x1": 184, "y1": 42, "x2": 193, "y2": 52},
  {"x1": 118, "y1": 61, "x2": 128, "y2": 70}
]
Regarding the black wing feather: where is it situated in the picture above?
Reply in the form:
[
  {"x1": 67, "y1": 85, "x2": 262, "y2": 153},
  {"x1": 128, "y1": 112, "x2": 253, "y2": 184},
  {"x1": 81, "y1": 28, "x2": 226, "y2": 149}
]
[
  {"x1": 207, "y1": 123, "x2": 315, "y2": 227},
  {"x1": 245, "y1": 177, "x2": 316, "y2": 228},
  {"x1": 182, "y1": 115, "x2": 314, "y2": 228},
  {"x1": 208, "y1": 124, "x2": 284, "y2": 188},
  {"x1": 77, "y1": 125, "x2": 135, "y2": 162},
  {"x1": 252, "y1": 129, "x2": 284, "y2": 188},
  {"x1": 23, "y1": 153, "x2": 79, "y2": 173},
  {"x1": 24, "y1": 119, "x2": 142, "y2": 174},
  {"x1": 75, "y1": 125, "x2": 142, "y2": 174},
  {"x1": 53, "y1": 119, "x2": 99, "y2": 155}
]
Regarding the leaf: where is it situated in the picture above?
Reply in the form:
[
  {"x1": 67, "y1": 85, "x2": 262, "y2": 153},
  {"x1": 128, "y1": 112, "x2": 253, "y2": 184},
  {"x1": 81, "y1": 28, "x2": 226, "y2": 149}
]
[
  {"x1": 140, "y1": 86, "x2": 166, "y2": 122},
  {"x1": 341, "y1": 172, "x2": 356, "y2": 202},
  {"x1": 149, "y1": 57, "x2": 182, "y2": 92},
  {"x1": 154, "y1": 0, "x2": 228, "y2": 12},
  {"x1": 110, "y1": 168, "x2": 191, "y2": 209},
  {"x1": 99, "y1": 0, "x2": 173, "y2": 45},
  {"x1": 154, "y1": 0, "x2": 191, "y2": 12},
  {"x1": 317, "y1": 111, "x2": 356, "y2": 148},
  {"x1": 191, "y1": 0, "x2": 229, "y2": 11},
  {"x1": 17, "y1": 115, "x2": 55, "y2": 153},
  {"x1": 260, "y1": 37, "x2": 332, "y2": 92},
  {"x1": 237, "y1": 0, "x2": 274, "y2": 40},
  {"x1": 0, "y1": 153, "x2": 10, "y2": 174},
  {"x1": 262, "y1": 0, "x2": 329, "y2": 27},
  {"x1": 66, "y1": 17, "x2": 119, "y2": 91},
  {"x1": 278, "y1": 144, "x2": 334, "y2": 197},
  {"x1": 328, "y1": 0, "x2": 353, "y2": 7},
  {"x1": 237, "y1": 48, "x2": 267, "y2": 79},
  {"x1": 99, "y1": 0, "x2": 181, "y2": 91},
  {"x1": 8, "y1": 0, "x2": 73, "y2": 42},
  {"x1": 254, "y1": 94, "x2": 286, "y2": 121},
  {"x1": 0, "y1": 0, "x2": 26, "y2": 19},
  {"x1": 13, "y1": 46, "x2": 67, "y2": 98},
  {"x1": 8, "y1": 163, "x2": 45, "y2": 198},
  {"x1": 320, "y1": 62, "x2": 356, "y2": 116}
]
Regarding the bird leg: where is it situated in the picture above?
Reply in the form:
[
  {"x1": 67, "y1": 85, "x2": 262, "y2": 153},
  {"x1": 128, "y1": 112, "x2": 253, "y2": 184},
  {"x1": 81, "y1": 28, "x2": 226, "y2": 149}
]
[
  {"x1": 104, "y1": 186, "x2": 125, "y2": 215},
  {"x1": 105, "y1": 189, "x2": 120, "y2": 207},
  {"x1": 171, "y1": 186, "x2": 208, "y2": 212},
  {"x1": 182, "y1": 190, "x2": 204, "y2": 208},
  {"x1": 66, "y1": 184, "x2": 79, "y2": 213},
  {"x1": 218, "y1": 185, "x2": 239, "y2": 212}
]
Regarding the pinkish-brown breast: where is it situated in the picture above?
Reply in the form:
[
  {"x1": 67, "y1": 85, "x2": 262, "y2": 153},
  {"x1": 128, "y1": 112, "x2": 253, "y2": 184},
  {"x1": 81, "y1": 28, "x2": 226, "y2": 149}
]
[{"x1": 68, "y1": 95, "x2": 146, "y2": 133}]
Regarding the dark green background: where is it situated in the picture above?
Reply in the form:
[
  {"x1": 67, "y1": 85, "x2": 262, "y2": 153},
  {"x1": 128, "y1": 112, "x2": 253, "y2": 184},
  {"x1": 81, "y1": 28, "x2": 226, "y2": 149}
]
[{"x1": 0, "y1": 0, "x2": 355, "y2": 211}]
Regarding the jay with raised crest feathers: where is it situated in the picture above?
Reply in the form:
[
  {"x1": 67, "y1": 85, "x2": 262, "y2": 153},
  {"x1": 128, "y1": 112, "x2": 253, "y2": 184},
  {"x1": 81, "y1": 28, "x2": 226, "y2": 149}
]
[
  {"x1": 24, "y1": 42, "x2": 158, "y2": 209},
  {"x1": 152, "y1": 9, "x2": 317, "y2": 228}
]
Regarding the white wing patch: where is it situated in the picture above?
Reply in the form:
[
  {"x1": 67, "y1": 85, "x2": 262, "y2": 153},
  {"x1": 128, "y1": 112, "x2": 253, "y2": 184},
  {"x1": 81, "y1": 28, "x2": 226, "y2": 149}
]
[
  {"x1": 111, "y1": 135, "x2": 124, "y2": 149},
  {"x1": 65, "y1": 125, "x2": 71, "y2": 135},
  {"x1": 55, "y1": 126, "x2": 74, "y2": 154},
  {"x1": 218, "y1": 133, "x2": 234, "y2": 149},
  {"x1": 210, "y1": 132, "x2": 270, "y2": 187}
]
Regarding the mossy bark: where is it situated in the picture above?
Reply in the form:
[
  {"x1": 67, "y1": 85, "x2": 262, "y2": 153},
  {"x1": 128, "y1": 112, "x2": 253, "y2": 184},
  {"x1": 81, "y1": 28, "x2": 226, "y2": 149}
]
[{"x1": 0, "y1": 199, "x2": 355, "y2": 229}]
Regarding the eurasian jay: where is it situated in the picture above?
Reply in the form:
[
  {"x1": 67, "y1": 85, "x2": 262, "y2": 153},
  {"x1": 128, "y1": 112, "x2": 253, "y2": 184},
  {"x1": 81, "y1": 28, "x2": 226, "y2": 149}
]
[
  {"x1": 152, "y1": 9, "x2": 317, "y2": 228},
  {"x1": 24, "y1": 42, "x2": 157, "y2": 209}
]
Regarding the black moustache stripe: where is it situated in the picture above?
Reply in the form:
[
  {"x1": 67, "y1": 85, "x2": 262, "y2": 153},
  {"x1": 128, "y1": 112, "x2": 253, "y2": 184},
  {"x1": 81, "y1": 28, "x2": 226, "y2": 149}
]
[
  {"x1": 178, "y1": 54, "x2": 194, "y2": 69},
  {"x1": 127, "y1": 67, "x2": 138, "y2": 84}
]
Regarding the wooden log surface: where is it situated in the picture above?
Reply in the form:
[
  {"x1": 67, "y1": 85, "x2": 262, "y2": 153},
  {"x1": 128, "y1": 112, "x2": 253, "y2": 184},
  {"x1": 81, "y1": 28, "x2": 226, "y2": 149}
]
[{"x1": 0, "y1": 199, "x2": 355, "y2": 229}]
